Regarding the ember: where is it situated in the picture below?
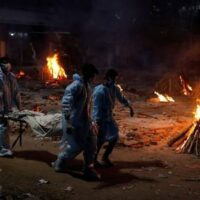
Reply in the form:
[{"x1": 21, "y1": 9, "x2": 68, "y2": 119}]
[
  {"x1": 16, "y1": 70, "x2": 25, "y2": 79},
  {"x1": 154, "y1": 91, "x2": 175, "y2": 103},
  {"x1": 168, "y1": 101, "x2": 200, "y2": 156}
]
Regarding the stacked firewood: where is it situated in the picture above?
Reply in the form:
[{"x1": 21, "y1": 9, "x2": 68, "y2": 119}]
[{"x1": 168, "y1": 121, "x2": 200, "y2": 156}]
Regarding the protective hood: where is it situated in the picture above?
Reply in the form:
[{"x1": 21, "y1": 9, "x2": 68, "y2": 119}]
[{"x1": 73, "y1": 73, "x2": 82, "y2": 81}]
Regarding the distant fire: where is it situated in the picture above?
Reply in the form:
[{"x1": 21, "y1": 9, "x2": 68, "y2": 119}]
[
  {"x1": 179, "y1": 75, "x2": 192, "y2": 96},
  {"x1": 46, "y1": 54, "x2": 67, "y2": 80},
  {"x1": 154, "y1": 91, "x2": 175, "y2": 102},
  {"x1": 16, "y1": 70, "x2": 25, "y2": 79}
]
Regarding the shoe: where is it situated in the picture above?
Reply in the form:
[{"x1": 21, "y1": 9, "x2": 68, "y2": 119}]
[
  {"x1": 94, "y1": 160, "x2": 105, "y2": 168},
  {"x1": 83, "y1": 167, "x2": 101, "y2": 181},
  {"x1": 102, "y1": 157, "x2": 114, "y2": 167},
  {"x1": 51, "y1": 159, "x2": 67, "y2": 172},
  {"x1": 0, "y1": 148, "x2": 13, "y2": 157}
]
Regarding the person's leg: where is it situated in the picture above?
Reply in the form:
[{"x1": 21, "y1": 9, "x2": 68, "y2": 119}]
[
  {"x1": 102, "y1": 138, "x2": 117, "y2": 166},
  {"x1": 53, "y1": 133, "x2": 82, "y2": 172},
  {"x1": 0, "y1": 117, "x2": 12, "y2": 157},
  {"x1": 94, "y1": 122, "x2": 107, "y2": 164},
  {"x1": 83, "y1": 132, "x2": 101, "y2": 180},
  {"x1": 94, "y1": 138, "x2": 104, "y2": 163},
  {"x1": 102, "y1": 121, "x2": 119, "y2": 166}
]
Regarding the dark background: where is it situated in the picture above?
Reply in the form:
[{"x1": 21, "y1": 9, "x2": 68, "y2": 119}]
[{"x1": 0, "y1": 0, "x2": 200, "y2": 76}]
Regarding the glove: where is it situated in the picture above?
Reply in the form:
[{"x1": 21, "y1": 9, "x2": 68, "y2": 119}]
[
  {"x1": 65, "y1": 114, "x2": 70, "y2": 120},
  {"x1": 91, "y1": 121, "x2": 99, "y2": 136}
]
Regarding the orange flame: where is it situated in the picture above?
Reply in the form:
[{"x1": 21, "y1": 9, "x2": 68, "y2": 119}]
[
  {"x1": 194, "y1": 99, "x2": 200, "y2": 121},
  {"x1": 179, "y1": 75, "x2": 192, "y2": 96},
  {"x1": 194, "y1": 104, "x2": 200, "y2": 121},
  {"x1": 16, "y1": 70, "x2": 25, "y2": 79},
  {"x1": 154, "y1": 91, "x2": 175, "y2": 102},
  {"x1": 46, "y1": 54, "x2": 67, "y2": 80}
]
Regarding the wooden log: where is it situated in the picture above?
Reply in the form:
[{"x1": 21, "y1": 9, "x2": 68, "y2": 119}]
[
  {"x1": 168, "y1": 124, "x2": 193, "y2": 147},
  {"x1": 188, "y1": 128, "x2": 199, "y2": 153},
  {"x1": 182, "y1": 131, "x2": 195, "y2": 153},
  {"x1": 173, "y1": 135, "x2": 188, "y2": 148},
  {"x1": 195, "y1": 128, "x2": 200, "y2": 156},
  {"x1": 137, "y1": 112, "x2": 158, "y2": 120},
  {"x1": 180, "y1": 123, "x2": 198, "y2": 153}
]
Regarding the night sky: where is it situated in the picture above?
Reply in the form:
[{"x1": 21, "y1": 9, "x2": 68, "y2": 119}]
[{"x1": 1, "y1": 0, "x2": 200, "y2": 70}]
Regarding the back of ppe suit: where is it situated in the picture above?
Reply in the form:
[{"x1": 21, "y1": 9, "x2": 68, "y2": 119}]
[
  {"x1": 92, "y1": 82, "x2": 130, "y2": 163},
  {"x1": 0, "y1": 66, "x2": 21, "y2": 155}
]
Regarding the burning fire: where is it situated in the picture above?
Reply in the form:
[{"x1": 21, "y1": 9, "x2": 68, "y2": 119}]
[
  {"x1": 194, "y1": 99, "x2": 200, "y2": 121},
  {"x1": 16, "y1": 70, "x2": 25, "y2": 79},
  {"x1": 179, "y1": 75, "x2": 192, "y2": 96},
  {"x1": 154, "y1": 91, "x2": 175, "y2": 102},
  {"x1": 194, "y1": 104, "x2": 200, "y2": 121},
  {"x1": 46, "y1": 54, "x2": 67, "y2": 80}
]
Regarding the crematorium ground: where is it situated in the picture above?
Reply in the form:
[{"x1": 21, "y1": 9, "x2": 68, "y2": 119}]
[{"x1": 0, "y1": 78, "x2": 200, "y2": 200}]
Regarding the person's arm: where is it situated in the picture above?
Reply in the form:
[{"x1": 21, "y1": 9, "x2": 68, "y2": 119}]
[
  {"x1": 0, "y1": 81, "x2": 4, "y2": 113},
  {"x1": 92, "y1": 88, "x2": 103, "y2": 123},
  {"x1": 13, "y1": 79, "x2": 21, "y2": 111},
  {"x1": 115, "y1": 85, "x2": 134, "y2": 117},
  {"x1": 91, "y1": 87, "x2": 103, "y2": 135}
]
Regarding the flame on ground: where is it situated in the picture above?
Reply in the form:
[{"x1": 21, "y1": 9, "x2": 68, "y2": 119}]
[
  {"x1": 16, "y1": 70, "x2": 25, "y2": 79},
  {"x1": 154, "y1": 91, "x2": 175, "y2": 102},
  {"x1": 46, "y1": 54, "x2": 67, "y2": 80},
  {"x1": 179, "y1": 75, "x2": 192, "y2": 96}
]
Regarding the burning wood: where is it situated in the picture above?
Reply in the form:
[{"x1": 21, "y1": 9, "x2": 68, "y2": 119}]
[
  {"x1": 16, "y1": 70, "x2": 25, "y2": 79},
  {"x1": 168, "y1": 102, "x2": 200, "y2": 156},
  {"x1": 154, "y1": 91, "x2": 175, "y2": 103},
  {"x1": 179, "y1": 75, "x2": 193, "y2": 96},
  {"x1": 46, "y1": 53, "x2": 67, "y2": 80},
  {"x1": 42, "y1": 53, "x2": 67, "y2": 83}
]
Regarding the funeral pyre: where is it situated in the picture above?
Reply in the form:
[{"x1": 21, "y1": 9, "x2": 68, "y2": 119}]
[
  {"x1": 42, "y1": 53, "x2": 68, "y2": 86},
  {"x1": 168, "y1": 101, "x2": 200, "y2": 156}
]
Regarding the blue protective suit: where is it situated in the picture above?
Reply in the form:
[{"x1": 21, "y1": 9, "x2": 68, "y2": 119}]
[
  {"x1": 0, "y1": 68, "x2": 21, "y2": 149},
  {"x1": 58, "y1": 74, "x2": 96, "y2": 166},
  {"x1": 92, "y1": 83, "x2": 130, "y2": 143}
]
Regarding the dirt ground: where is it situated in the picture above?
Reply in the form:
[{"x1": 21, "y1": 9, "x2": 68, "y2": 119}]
[{"x1": 1, "y1": 84, "x2": 200, "y2": 200}]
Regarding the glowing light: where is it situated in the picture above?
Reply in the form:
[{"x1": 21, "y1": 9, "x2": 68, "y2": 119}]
[
  {"x1": 194, "y1": 100, "x2": 200, "y2": 121},
  {"x1": 16, "y1": 70, "x2": 25, "y2": 79},
  {"x1": 46, "y1": 54, "x2": 67, "y2": 80},
  {"x1": 154, "y1": 91, "x2": 175, "y2": 102}
]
